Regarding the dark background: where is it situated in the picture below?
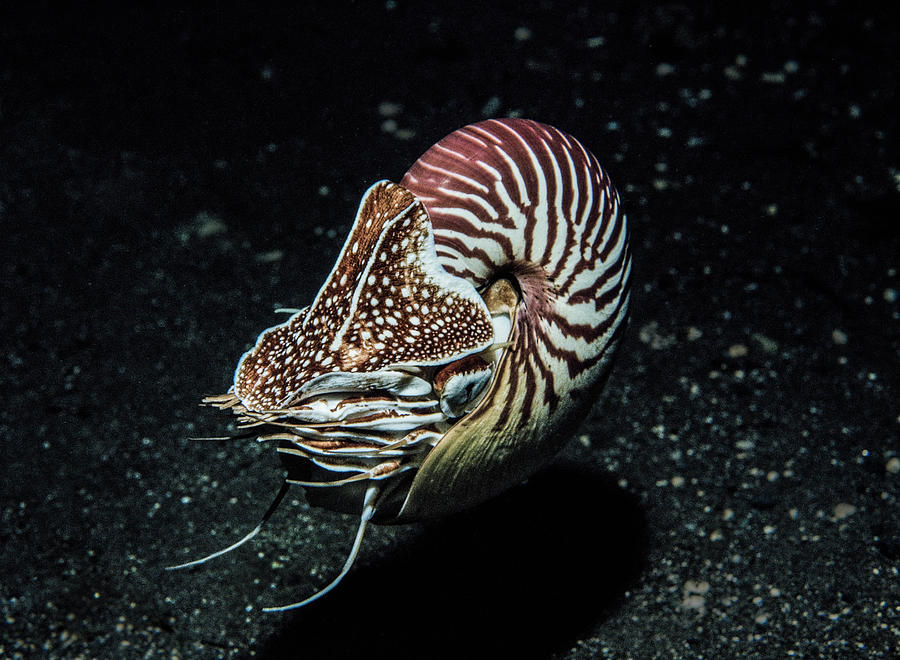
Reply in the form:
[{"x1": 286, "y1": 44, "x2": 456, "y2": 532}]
[{"x1": 2, "y1": 2, "x2": 897, "y2": 658}]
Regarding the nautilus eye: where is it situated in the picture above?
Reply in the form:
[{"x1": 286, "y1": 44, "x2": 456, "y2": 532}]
[
  {"x1": 170, "y1": 118, "x2": 631, "y2": 611},
  {"x1": 433, "y1": 354, "x2": 493, "y2": 418}
]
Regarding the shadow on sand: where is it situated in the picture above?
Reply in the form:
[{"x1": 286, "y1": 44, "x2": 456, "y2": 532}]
[{"x1": 259, "y1": 460, "x2": 648, "y2": 659}]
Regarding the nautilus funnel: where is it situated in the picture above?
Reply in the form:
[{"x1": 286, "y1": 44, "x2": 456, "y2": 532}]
[{"x1": 178, "y1": 118, "x2": 630, "y2": 610}]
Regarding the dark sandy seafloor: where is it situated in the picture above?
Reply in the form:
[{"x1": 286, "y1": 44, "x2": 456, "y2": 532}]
[{"x1": 1, "y1": 3, "x2": 898, "y2": 658}]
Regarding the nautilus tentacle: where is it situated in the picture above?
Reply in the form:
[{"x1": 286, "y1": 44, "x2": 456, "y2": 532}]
[{"x1": 174, "y1": 119, "x2": 630, "y2": 610}]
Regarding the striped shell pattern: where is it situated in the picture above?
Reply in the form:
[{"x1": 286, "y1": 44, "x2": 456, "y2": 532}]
[{"x1": 178, "y1": 119, "x2": 631, "y2": 610}]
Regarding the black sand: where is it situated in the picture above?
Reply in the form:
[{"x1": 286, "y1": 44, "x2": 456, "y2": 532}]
[{"x1": 2, "y1": 3, "x2": 897, "y2": 658}]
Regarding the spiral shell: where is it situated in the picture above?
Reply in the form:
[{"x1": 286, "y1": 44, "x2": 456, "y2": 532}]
[{"x1": 398, "y1": 118, "x2": 631, "y2": 518}]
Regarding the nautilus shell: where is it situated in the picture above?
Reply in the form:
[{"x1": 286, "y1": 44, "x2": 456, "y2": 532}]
[{"x1": 173, "y1": 119, "x2": 631, "y2": 610}]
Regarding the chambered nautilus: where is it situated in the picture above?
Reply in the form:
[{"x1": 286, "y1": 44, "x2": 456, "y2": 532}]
[{"x1": 169, "y1": 118, "x2": 631, "y2": 611}]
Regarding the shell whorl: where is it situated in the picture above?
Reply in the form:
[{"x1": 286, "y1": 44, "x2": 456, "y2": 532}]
[
  {"x1": 398, "y1": 118, "x2": 631, "y2": 518},
  {"x1": 402, "y1": 119, "x2": 629, "y2": 401}
]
